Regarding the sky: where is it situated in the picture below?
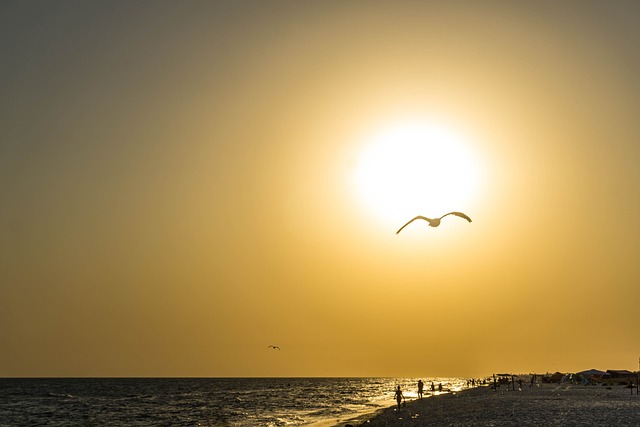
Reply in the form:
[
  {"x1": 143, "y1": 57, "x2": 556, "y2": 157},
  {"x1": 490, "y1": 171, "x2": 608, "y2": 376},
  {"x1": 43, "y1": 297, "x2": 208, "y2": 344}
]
[{"x1": 1, "y1": 0, "x2": 639, "y2": 378}]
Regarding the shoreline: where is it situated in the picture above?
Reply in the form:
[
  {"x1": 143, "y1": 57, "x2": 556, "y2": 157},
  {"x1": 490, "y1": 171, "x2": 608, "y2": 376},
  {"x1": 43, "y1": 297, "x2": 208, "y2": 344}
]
[
  {"x1": 335, "y1": 382, "x2": 640, "y2": 426},
  {"x1": 309, "y1": 406, "x2": 389, "y2": 427},
  {"x1": 324, "y1": 390, "x2": 460, "y2": 427}
]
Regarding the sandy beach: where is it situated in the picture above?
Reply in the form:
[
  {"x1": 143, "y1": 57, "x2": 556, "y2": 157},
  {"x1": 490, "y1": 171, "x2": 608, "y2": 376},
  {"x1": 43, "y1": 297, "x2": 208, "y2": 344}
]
[{"x1": 335, "y1": 382, "x2": 640, "y2": 426}]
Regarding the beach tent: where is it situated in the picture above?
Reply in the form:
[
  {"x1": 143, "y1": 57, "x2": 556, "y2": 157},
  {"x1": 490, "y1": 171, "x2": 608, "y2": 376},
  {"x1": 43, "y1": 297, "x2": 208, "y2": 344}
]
[
  {"x1": 575, "y1": 369, "x2": 610, "y2": 384},
  {"x1": 606, "y1": 369, "x2": 635, "y2": 379},
  {"x1": 577, "y1": 369, "x2": 610, "y2": 379},
  {"x1": 549, "y1": 372, "x2": 564, "y2": 383}
]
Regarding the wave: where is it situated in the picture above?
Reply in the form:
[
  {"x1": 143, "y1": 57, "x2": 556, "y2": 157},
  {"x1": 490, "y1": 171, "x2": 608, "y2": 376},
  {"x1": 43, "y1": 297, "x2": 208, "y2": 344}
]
[{"x1": 0, "y1": 377, "x2": 469, "y2": 426}]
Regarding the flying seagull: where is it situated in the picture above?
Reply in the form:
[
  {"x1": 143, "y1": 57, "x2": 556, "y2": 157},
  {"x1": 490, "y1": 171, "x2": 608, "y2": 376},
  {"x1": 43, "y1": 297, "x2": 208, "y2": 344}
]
[
  {"x1": 268, "y1": 345, "x2": 281, "y2": 350},
  {"x1": 396, "y1": 212, "x2": 472, "y2": 234}
]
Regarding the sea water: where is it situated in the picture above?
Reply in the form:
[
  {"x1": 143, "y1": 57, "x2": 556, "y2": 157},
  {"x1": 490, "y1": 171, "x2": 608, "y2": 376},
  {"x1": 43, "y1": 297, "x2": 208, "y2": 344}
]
[{"x1": 0, "y1": 377, "x2": 467, "y2": 426}]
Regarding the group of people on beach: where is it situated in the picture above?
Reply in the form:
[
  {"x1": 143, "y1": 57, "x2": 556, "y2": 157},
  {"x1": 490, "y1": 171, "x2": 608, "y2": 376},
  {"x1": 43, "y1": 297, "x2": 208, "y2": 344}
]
[
  {"x1": 394, "y1": 380, "x2": 444, "y2": 410},
  {"x1": 466, "y1": 378, "x2": 484, "y2": 387}
]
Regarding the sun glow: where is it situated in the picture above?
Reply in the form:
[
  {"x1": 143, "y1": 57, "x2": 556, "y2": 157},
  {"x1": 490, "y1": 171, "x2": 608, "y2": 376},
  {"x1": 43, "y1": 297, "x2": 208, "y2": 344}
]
[{"x1": 353, "y1": 120, "x2": 481, "y2": 225}]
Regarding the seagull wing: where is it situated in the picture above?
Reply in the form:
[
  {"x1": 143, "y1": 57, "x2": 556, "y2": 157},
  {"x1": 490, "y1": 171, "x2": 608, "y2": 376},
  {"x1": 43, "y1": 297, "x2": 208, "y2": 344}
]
[
  {"x1": 441, "y1": 211, "x2": 472, "y2": 222},
  {"x1": 396, "y1": 216, "x2": 430, "y2": 234}
]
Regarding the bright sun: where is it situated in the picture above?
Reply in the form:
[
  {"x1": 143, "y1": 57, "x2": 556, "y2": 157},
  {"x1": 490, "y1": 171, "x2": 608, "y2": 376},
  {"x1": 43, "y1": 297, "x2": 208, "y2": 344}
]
[{"x1": 353, "y1": 120, "x2": 481, "y2": 225}]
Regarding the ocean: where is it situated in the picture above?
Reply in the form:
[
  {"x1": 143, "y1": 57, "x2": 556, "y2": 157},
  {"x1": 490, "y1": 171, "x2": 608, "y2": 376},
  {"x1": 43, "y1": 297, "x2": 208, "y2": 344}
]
[{"x1": 0, "y1": 377, "x2": 468, "y2": 426}]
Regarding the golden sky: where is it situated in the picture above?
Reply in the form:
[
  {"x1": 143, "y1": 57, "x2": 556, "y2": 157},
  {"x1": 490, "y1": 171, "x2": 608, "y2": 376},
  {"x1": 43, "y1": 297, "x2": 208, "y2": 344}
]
[{"x1": 2, "y1": 1, "x2": 639, "y2": 377}]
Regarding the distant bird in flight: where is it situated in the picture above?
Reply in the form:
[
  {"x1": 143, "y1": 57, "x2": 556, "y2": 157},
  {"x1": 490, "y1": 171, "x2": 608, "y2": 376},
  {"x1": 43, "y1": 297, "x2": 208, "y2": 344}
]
[
  {"x1": 396, "y1": 212, "x2": 472, "y2": 234},
  {"x1": 268, "y1": 345, "x2": 281, "y2": 350}
]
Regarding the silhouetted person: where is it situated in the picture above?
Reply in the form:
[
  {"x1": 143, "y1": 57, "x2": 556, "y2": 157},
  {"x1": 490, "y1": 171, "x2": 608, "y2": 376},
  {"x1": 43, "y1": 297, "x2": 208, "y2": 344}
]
[
  {"x1": 394, "y1": 385, "x2": 404, "y2": 410},
  {"x1": 417, "y1": 380, "x2": 424, "y2": 399},
  {"x1": 430, "y1": 381, "x2": 435, "y2": 392},
  {"x1": 438, "y1": 383, "x2": 442, "y2": 392}
]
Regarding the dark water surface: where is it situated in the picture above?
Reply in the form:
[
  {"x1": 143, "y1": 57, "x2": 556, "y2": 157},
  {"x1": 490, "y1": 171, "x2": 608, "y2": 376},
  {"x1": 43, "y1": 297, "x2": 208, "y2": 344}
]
[{"x1": 0, "y1": 377, "x2": 466, "y2": 426}]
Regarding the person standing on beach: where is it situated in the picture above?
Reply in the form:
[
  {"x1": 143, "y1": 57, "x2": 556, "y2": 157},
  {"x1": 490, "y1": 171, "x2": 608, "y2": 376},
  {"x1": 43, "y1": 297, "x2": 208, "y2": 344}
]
[
  {"x1": 417, "y1": 380, "x2": 424, "y2": 399},
  {"x1": 394, "y1": 385, "x2": 404, "y2": 410}
]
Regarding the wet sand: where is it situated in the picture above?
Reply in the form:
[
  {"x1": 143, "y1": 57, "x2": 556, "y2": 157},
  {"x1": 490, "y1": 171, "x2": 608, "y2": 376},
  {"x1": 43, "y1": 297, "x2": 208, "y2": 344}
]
[{"x1": 335, "y1": 383, "x2": 640, "y2": 426}]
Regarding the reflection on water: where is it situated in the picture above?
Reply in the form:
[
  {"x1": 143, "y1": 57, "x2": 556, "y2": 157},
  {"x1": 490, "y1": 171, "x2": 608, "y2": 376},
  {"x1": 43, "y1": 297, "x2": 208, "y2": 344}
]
[{"x1": 0, "y1": 377, "x2": 470, "y2": 426}]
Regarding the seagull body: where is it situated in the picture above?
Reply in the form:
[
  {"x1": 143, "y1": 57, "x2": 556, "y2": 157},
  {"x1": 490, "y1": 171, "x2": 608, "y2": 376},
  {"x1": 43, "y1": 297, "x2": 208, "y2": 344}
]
[
  {"x1": 396, "y1": 212, "x2": 472, "y2": 234},
  {"x1": 268, "y1": 345, "x2": 281, "y2": 350}
]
